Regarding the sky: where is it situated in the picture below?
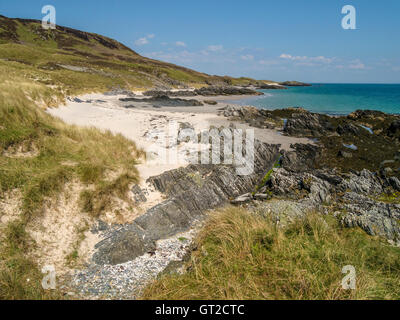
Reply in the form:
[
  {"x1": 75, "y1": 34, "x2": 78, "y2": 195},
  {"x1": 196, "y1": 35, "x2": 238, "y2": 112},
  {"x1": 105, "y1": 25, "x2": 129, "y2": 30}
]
[{"x1": 1, "y1": 0, "x2": 400, "y2": 83}]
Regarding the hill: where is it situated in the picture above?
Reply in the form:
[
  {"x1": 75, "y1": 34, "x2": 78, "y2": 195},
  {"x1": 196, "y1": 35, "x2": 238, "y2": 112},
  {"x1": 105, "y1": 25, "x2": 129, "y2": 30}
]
[{"x1": 0, "y1": 15, "x2": 267, "y2": 95}]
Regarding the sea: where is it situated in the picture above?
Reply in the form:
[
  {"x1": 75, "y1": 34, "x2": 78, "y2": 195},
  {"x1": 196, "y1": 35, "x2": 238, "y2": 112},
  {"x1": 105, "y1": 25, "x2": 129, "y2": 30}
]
[{"x1": 230, "y1": 83, "x2": 400, "y2": 115}]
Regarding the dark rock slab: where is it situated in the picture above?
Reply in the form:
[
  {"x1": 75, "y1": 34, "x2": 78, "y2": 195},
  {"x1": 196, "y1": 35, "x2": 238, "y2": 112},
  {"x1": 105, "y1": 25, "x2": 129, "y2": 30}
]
[
  {"x1": 93, "y1": 223, "x2": 156, "y2": 265},
  {"x1": 120, "y1": 95, "x2": 203, "y2": 107},
  {"x1": 93, "y1": 141, "x2": 281, "y2": 265}
]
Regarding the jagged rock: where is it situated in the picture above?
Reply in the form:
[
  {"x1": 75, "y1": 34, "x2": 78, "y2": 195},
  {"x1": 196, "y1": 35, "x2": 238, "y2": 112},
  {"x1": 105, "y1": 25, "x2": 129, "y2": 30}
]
[
  {"x1": 260, "y1": 164, "x2": 400, "y2": 240},
  {"x1": 341, "y1": 192, "x2": 400, "y2": 240},
  {"x1": 92, "y1": 141, "x2": 281, "y2": 265},
  {"x1": 313, "y1": 170, "x2": 343, "y2": 186},
  {"x1": 284, "y1": 112, "x2": 334, "y2": 137},
  {"x1": 281, "y1": 144, "x2": 320, "y2": 172},
  {"x1": 218, "y1": 105, "x2": 276, "y2": 129},
  {"x1": 337, "y1": 123, "x2": 360, "y2": 135},
  {"x1": 266, "y1": 167, "x2": 331, "y2": 206},
  {"x1": 341, "y1": 169, "x2": 384, "y2": 196}
]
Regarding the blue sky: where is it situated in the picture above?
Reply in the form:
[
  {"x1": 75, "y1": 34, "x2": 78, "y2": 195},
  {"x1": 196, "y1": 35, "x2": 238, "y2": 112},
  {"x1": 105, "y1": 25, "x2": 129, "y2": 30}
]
[{"x1": 1, "y1": 0, "x2": 400, "y2": 83}]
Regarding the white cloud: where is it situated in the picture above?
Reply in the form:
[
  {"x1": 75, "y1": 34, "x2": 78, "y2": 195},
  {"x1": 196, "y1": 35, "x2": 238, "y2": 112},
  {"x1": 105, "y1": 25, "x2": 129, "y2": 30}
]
[
  {"x1": 134, "y1": 34, "x2": 156, "y2": 46},
  {"x1": 240, "y1": 54, "x2": 254, "y2": 61},
  {"x1": 349, "y1": 62, "x2": 366, "y2": 69},
  {"x1": 175, "y1": 41, "x2": 187, "y2": 47},
  {"x1": 279, "y1": 53, "x2": 334, "y2": 64},
  {"x1": 312, "y1": 56, "x2": 334, "y2": 64},
  {"x1": 207, "y1": 45, "x2": 223, "y2": 52},
  {"x1": 279, "y1": 53, "x2": 296, "y2": 60},
  {"x1": 135, "y1": 37, "x2": 149, "y2": 46}
]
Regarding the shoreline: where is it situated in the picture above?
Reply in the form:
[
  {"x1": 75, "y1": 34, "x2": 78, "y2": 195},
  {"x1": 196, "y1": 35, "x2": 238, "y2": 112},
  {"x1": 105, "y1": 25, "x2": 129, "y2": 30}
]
[
  {"x1": 45, "y1": 91, "x2": 313, "y2": 299},
  {"x1": 46, "y1": 91, "x2": 313, "y2": 220}
]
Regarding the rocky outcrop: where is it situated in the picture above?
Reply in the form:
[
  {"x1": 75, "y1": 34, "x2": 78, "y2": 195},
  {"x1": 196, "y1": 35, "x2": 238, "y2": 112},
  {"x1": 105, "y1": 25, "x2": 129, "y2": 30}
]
[
  {"x1": 142, "y1": 86, "x2": 262, "y2": 98},
  {"x1": 233, "y1": 145, "x2": 400, "y2": 242},
  {"x1": 143, "y1": 90, "x2": 197, "y2": 97},
  {"x1": 336, "y1": 123, "x2": 361, "y2": 136},
  {"x1": 280, "y1": 143, "x2": 321, "y2": 172},
  {"x1": 279, "y1": 81, "x2": 311, "y2": 87},
  {"x1": 341, "y1": 192, "x2": 400, "y2": 240},
  {"x1": 195, "y1": 86, "x2": 262, "y2": 96},
  {"x1": 92, "y1": 141, "x2": 281, "y2": 265},
  {"x1": 120, "y1": 95, "x2": 203, "y2": 107},
  {"x1": 218, "y1": 105, "x2": 280, "y2": 129},
  {"x1": 284, "y1": 112, "x2": 335, "y2": 137}
]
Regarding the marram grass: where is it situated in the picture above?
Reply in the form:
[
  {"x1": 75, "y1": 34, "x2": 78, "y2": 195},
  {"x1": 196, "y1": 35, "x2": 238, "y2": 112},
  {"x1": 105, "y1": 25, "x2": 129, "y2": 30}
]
[{"x1": 142, "y1": 207, "x2": 400, "y2": 300}]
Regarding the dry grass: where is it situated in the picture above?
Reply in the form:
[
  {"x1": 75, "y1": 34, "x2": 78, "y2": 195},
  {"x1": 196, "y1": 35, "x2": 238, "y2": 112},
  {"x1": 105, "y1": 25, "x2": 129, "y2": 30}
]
[
  {"x1": 142, "y1": 207, "x2": 400, "y2": 300},
  {"x1": 0, "y1": 64, "x2": 143, "y2": 300}
]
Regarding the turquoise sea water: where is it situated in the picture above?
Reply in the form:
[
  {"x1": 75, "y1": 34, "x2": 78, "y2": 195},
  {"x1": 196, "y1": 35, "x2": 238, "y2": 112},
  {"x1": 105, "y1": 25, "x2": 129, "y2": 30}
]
[{"x1": 232, "y1": 84, "x2": 400, "y2": 115}]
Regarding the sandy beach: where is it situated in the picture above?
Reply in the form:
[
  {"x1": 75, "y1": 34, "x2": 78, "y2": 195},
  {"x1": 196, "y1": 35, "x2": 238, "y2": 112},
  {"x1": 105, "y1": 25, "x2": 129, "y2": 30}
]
[
  {"x1": 47, "y1": 92, "x2": 312, "y2": 187},
  {"x1": 46, "y1": 91, "x2": 313, "y2": 230}
]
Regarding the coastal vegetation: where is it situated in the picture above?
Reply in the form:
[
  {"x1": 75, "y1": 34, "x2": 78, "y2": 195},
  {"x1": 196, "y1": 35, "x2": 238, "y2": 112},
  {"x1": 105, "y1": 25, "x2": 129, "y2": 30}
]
[
  {"x1": 0, "y1": 64, "x2": 143, "y2": 299},
  {"x1": 142, "y1": 207, "x2": 400, "y2": 300}
]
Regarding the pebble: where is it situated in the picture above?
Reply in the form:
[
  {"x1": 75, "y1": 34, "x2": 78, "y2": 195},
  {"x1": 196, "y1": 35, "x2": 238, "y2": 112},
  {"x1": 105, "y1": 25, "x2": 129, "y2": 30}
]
[{"x1": 69, "y1": 228, "x2": 197, "y2": 299}]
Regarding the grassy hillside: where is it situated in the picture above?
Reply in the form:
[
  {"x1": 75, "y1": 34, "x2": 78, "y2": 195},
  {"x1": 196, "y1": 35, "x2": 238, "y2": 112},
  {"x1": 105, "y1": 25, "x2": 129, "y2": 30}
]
[
  {"x1": 0, "y1": 15, "x2": 267, "y2": 93},
  {"x1": 142, "y1": 207, "x2": 400, "y2": 300}
]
